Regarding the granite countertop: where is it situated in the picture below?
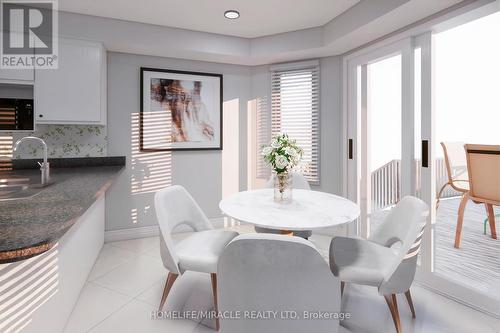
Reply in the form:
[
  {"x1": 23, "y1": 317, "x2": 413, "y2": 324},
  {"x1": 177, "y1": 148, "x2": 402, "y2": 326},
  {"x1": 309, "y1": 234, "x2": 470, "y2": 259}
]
[{"x1": 0, "y1": 164, "x2": 124, "y2": 263}]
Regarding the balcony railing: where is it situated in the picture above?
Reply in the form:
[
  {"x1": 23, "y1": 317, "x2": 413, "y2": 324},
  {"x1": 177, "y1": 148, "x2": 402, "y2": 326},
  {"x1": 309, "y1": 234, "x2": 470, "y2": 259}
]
[{"x1": 371, "y1": 158, "x2": 460, "y2": 211}]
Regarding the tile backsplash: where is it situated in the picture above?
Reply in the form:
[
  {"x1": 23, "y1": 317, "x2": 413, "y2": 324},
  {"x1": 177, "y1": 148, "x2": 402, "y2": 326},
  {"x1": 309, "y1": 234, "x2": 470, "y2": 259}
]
[{"x1": 12, "y1": 125, "x2": 107, "y2": 159}]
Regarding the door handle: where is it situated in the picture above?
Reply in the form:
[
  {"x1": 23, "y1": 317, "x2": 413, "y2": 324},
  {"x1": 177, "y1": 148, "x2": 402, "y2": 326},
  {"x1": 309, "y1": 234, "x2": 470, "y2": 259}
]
[
  {"x1": 348, "y1": 139, "x2": 353, "y2": 160},
  {"x1": 422, "y1": 140, "x2": 429, "y2": 168}
]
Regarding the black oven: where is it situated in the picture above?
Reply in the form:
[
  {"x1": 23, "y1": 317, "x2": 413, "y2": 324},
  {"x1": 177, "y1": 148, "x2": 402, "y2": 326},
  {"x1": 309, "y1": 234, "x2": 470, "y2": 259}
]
[{"x1": 0, "y1": 98, "x2": 34, "y2": 131}]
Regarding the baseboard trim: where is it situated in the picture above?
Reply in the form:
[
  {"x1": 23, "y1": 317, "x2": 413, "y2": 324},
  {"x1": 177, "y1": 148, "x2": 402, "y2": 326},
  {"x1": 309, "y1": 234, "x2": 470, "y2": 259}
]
[
  {"x1": 414, "y1": 281, "x2": 500, "y2": 320},
  {"x1": 105, "y1": 225, "x2": 160, "y2": 243},
  {"x1": 104, "y1": 218, "x2": 232, "y2": 243}
]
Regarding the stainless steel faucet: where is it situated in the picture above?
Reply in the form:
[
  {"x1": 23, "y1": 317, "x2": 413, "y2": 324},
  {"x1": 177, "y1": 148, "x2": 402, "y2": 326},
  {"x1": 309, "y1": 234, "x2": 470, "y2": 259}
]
[{"x1": 13, "y1": 136, "x2": 50, "y2": 185}]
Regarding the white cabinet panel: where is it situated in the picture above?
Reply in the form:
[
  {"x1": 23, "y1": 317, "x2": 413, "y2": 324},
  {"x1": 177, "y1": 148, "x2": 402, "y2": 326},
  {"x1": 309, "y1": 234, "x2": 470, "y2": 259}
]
[
  {"x1": 0, "y1": 196, "x2": 105, "y2": 333},
  {"x1": 0, "y1": 68, "x2": 34, "y2": 82},
  {"x1": 35, "y1": 38, "x2": 106, "y2": 124},
  {"x1": 0, "y1": 33, "x2": 35, "y2": 83}
]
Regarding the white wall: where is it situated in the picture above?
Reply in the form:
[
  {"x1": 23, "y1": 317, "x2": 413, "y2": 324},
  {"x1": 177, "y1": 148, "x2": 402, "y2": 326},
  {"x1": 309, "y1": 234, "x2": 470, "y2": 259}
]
[
  {"x1": 52, "y1": 2, "x2": 488, "y2": 232},
  {"x1": 318, "y1": 57, "x2": 343, "y2": 195},
  {"x1": 106, "y1": 52, "x2": 250, "y2": 231},
  {"x1": 105, "y1": 52, "x2": 343, "y2": 232},
  {"x1": 15, "y1": 10, "x2": 347, "y2": 232}
]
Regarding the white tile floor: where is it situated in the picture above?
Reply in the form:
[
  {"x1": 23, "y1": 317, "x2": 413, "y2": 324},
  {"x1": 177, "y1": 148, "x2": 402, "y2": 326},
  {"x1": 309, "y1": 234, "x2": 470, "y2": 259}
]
[{"x1": 64, "y1": 227, "x2": 500, "y2": 333}]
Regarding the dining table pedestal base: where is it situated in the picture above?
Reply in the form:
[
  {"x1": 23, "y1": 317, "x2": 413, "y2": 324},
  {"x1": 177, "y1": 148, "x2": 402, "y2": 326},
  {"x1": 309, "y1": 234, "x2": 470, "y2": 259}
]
[{"x1": 254, "y1": 226, "x2": 310, "y2": 239}]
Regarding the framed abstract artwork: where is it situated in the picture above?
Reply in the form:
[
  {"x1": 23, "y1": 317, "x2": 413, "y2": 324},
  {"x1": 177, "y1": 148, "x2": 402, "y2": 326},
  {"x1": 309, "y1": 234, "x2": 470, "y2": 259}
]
[{"x1": 140, "y1": 67, "x2": 223, "y2": 151}]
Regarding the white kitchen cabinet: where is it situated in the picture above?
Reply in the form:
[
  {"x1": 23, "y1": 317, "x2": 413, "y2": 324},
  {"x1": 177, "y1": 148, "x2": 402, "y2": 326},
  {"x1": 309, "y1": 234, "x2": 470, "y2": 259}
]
[
  {"x1": 0, "y1": 33, "x2": 35, "y2": 83},
  {"x1": 0, "y1": 196, "x2": 105, "y2": 333},
  {"x1": 0, "y1": 68, "x2": 34, "y2": 82},
  {"x1": 34, "y1": 38, "x2": 106, "y2": 125}
]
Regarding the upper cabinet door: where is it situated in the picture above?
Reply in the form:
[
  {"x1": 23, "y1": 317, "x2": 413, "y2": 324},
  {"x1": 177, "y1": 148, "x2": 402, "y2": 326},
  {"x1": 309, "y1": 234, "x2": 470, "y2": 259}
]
[
  {"x1": 0, "y1": 68, "x2": 34, "y2": 82},
  {"x1": 0, "y1": 33, "x2": 35, "y2": 83},
  {"x1": 35, "y1": 38, "x2": 106, "y2": 125}
]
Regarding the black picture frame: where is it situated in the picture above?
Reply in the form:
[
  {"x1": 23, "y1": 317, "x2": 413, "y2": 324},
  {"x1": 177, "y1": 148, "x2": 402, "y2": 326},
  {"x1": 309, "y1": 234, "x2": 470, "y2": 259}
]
[{"x1": 140, "y1": 67, "x2": 223, "y2": 151}]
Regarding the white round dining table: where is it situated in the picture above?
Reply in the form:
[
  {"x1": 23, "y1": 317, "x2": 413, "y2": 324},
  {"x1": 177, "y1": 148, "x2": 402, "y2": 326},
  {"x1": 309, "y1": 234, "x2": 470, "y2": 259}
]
[{"x1": 219, "y1": 189, "x2": 360, "y2": 232}]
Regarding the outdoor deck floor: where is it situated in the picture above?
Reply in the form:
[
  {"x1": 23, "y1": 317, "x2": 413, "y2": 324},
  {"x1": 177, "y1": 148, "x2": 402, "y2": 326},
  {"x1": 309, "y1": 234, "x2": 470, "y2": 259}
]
[
  {"x1": 372, "y1": 197, "x2": 500, "y2": 300},
  {"x1": 434, "y1": 197, "x2": 500, "y2": 299}
]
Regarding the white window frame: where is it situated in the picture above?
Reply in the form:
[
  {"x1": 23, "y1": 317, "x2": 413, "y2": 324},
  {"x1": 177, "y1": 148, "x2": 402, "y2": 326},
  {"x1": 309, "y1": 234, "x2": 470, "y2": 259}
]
[{"x1": 270, "y1": 60, "x2": 320, "y2": 184}]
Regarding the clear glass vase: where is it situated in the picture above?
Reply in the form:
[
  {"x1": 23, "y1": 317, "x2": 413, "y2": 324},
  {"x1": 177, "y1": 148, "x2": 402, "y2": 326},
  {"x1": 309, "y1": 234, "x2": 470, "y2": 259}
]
[{"x1": 274, "y1": 171, "x2": 292, "y2": 203}]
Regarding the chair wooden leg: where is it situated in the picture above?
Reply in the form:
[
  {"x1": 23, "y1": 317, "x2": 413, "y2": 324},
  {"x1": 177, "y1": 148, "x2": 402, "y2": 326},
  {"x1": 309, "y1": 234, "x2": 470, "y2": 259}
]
[
  {"x1": 158, "y1": 272, "x2": 178, "y2": 311},
  {"x1": 341, "y1": 282, "x2": 345, "y2": 297},
  {"x1": 454, "y1": 193, "x2": 469, "y2": 249},
  {"x1": 210, "y1": 273, "x2": 220, "y2": 331},
  {"x1": 486, "y1": 204, "x2": 497, "y2": 239},
  {"x1": 384, "y1": 294, "x2": 402, "y2": 333},
  {"x1": 404, "y1": 290, "x2": 416, "y2": 319}
]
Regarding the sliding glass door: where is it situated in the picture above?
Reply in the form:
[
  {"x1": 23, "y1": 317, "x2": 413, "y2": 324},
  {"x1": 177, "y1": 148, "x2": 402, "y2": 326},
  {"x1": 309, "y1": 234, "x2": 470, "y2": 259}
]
[
  {"x1": 426, "y1": 12, "x2": 500, "y2": 314},
  {"x1": 345, "y1": 30, "x2": 500, "y2": 316},
  {"x1": 346, "y1": 38, "x2": 420, "y2": 239}
]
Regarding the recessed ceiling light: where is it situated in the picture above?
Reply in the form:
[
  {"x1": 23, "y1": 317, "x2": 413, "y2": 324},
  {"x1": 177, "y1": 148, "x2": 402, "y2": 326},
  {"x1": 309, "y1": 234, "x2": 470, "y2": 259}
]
[{"x1": 224, "y1": 10, "x2": 240, "y2": 20}]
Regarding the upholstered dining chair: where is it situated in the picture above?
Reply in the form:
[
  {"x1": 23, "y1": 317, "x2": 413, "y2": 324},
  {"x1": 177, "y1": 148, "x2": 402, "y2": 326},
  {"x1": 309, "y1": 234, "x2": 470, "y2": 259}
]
[
  {"x1": 454, "y1": 144, "x2": 500, "y2": 248},
  {"x1": 329, "y1": 196, "x2": 429, "y2": 333},
  {"x1": 437, "y1": 142, "x2": 469, "y2": 209},
  {"x1": 218, "y1": 234, "x2": 341, "y2": 333},
  {"x1": 154, "y1": 185, "x2": 238, "y2": 330},
  {"x1": 256, "y1": 171, "x2": 312, "y2": 238}
]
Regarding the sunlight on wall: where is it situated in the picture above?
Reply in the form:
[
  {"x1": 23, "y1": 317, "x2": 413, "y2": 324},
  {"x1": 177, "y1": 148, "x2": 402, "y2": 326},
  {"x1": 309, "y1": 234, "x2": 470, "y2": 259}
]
[
  {"x1": 222, "y1": 99, "x2": 240, "y2": 198},
  {"x1": 130, "y1": 111, "x2": 172, "y2": 226},
  {"x1": 0, "y1": 135, "x2": 13, "y2": 171},
  {"x1": 130, "y1": 112, "x2": 172, "y2": 195},
  {"x1": 222, "y1": 99, "x2": 240, "y2": 228},
  {"x1": 247, "y1": 97, "x2": 269, "y2": 190},
  {"x1": 0, "y1": 245, "x2": 59, "y2": 333},
  {"x1": 130, "y1": 208, "x2": 138, "y2": 224}
]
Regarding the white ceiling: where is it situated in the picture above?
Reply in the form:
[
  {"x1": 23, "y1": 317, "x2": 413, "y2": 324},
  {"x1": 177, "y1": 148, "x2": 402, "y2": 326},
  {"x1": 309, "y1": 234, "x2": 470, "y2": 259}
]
[
  {"x1": 57, "y1": 0, "x2": 478, "y2": 65},
  {"x1": 59, "y1": 0, "x2": 361, "y2": 38}
]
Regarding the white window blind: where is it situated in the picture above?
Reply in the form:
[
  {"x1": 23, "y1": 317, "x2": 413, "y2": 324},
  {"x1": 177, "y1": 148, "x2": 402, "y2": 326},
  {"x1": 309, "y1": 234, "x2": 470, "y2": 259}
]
[
  {"x1": 271, "y1": 63, "x2": 320, "y2": 183},
  {"x1": 256, "y1": 96, "x2": 271, "y2": 179}
]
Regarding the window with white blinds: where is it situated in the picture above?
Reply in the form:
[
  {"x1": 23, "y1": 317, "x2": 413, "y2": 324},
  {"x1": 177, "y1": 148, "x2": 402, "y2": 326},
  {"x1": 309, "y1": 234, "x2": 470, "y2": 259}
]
[
  {"x1": 256, "y1": 96, "x2": 271, "y2": 180},
  {"x1": 271, "y1": 63, "x2": 320, "y2": 183}
]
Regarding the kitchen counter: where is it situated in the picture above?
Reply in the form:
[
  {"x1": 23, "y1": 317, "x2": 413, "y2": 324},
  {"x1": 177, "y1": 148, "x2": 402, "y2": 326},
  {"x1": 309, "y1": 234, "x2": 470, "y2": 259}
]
[{"x1": 0, "y1": 164, "x2": 124, "y2": 263}]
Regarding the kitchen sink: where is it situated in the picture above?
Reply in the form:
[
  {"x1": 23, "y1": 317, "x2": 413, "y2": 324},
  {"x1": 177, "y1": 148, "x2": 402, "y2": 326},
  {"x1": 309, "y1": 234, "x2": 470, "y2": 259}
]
[{"x1": 0, "y1": 176, "x2": 53, "y2": 201}]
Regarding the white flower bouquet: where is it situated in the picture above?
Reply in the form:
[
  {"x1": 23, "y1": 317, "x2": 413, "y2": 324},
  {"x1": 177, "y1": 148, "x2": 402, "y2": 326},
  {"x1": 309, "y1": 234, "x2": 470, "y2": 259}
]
[
  {"x1": 262, "y1": 134, "x2": 302, "y2": 173},
  {"x1": 261, "y1": 134, "x2": 303, "y2": 202}
]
